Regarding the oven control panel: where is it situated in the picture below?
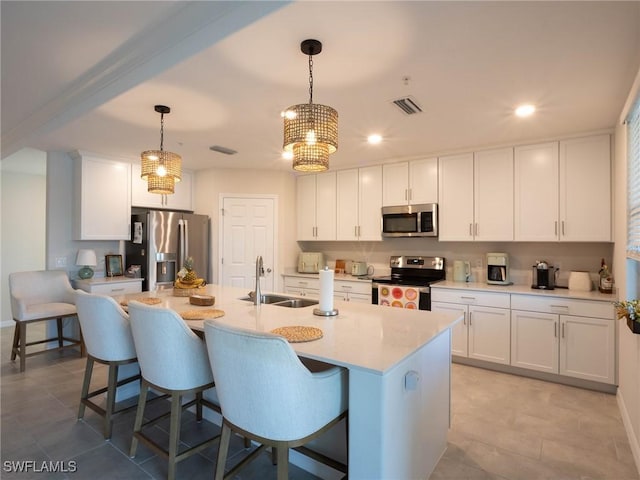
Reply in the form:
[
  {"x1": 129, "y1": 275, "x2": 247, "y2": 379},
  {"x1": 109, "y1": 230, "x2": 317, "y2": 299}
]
[{"x1": 390, "y1": 256, "x2": 444, "y2": 270}]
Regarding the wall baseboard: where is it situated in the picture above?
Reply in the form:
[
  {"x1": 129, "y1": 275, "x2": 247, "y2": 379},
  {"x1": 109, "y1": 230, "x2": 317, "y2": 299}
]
[{"x1": 617, "y1": 389, "x2": 640, "y2": 476}]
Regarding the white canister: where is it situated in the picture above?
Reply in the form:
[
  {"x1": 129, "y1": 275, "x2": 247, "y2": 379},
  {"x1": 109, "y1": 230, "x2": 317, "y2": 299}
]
[{"x1": 568, "y1": 271, "x2": 592, "y2": 292}]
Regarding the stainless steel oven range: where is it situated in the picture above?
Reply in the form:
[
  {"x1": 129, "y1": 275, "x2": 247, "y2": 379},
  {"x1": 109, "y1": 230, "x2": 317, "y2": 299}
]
[{"x1": 371, "y1": 256, "x2": 446, "y2": 310}]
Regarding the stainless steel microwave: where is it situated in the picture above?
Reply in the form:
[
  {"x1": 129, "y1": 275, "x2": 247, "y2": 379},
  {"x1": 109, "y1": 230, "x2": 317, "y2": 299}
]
[{"x1": 381, "y1": 203, "x2": 438, "y2": 237}]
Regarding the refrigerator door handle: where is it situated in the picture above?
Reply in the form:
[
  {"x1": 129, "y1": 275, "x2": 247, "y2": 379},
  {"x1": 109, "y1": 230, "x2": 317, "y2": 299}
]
[
  {"x1": 178, "y1": 219, "x2": 185, "y2": 268},
  {"x1": 183, "y1": 219, "x2": 189, "y2": 261}
]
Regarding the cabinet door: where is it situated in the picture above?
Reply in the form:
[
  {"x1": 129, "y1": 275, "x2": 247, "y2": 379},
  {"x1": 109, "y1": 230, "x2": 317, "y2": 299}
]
[
  {"x1": 382, "y1": 162, "x2": 409, "y2": 206},
  {"x1": 514, "y1": 142, "x2": 559, "y2": 241},
  {"x1": 560, "y1": 315, "x2": 615, "y2": 384},
  {"x1": 510, "y1": 310, "x2": 558, "y2": 374},
  {"x1": 468, "y1": 305, "x2": 510, "y2": 365},
  {"x1": 297, "y1": 175, "x2": 317, "y2": 240},
  {"x1": 315, "y1": 172, "x2": 336, "y2": 240},
  {"x1": 474, "y1": 148, "x2": 514, "y2": 241},
  {"x1": 74, "y1": 153, "x2": 131, "y2": 240},
  {"x1": 347, "y1": 292, "x2": 372, "y2": 304},
  {"x1": 431, "y1": 302, "x2": 468, "y2": 357},
  {"x1": 559, "y1": 135, "x2": 611, "y2": 241},
  {"x1": 438, "y1": 153, "x2": 474, "y2": 241},
  {"x1": 358, "y1": 165, "x2": 383, "y2": 240},
  {"x1": 170, "y1": 170, "x2": 193, "y2": 211},
  {"x1": 337, "y1": 169, "x2": 359, "y2": 240},
  {"x1": 409, "y1": 158, "x2": 438, "y2": 204}
]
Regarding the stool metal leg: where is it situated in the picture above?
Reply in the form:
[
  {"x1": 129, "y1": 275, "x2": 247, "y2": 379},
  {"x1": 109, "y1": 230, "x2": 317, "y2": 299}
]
[
  {"x1": 104, "y1": 364, "x2": 119, "y2": 439},
  {"x1": 168, "y1": 392, "x2": 182, "y2": 480},
  {"x1": 10, "y1": 324, "x2": 19, "y2": 361},
  {"x1": 214, "y1": 423, "x2": 232, "y2": 480},
  {"x1": 130, "y1": 380, "x2": 149, "y2": 457},
  {"x1": 77, "y1": 357, "x2": 94, "y2": 419}
]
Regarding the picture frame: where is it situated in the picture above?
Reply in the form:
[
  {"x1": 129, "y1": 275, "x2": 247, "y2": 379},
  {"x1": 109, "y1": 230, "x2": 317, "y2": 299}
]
[{"x1": 105, "y1": 254, "x2": 123, "y2": 277}]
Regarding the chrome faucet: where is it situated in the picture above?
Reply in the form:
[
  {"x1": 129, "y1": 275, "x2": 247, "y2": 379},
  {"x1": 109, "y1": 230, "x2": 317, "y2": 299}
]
[{"x1": 253, "y1": 255, "x2": 264, "y2": 306}]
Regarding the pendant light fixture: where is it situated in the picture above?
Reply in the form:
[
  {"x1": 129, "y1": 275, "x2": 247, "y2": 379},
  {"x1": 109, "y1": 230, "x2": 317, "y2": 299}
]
[
  {"x1": 283, "y1": 39, "x2": 338, "y2": 172},
  {"x1": 141, "y1": 105, "x2": 182, "y2": 194}
]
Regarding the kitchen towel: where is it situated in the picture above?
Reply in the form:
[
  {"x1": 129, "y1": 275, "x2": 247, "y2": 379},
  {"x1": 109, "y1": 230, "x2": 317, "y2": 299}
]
[
  {"x1": 378, "y1": 285, "x2": 419, "y2": 309},
  {"x1": 319, "y1": 268, "x2": 334, "y2": 312}
]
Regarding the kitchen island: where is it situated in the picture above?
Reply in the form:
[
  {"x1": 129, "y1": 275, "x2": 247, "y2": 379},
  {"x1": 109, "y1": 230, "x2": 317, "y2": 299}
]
[{"x1": 121, "y1": 284, "x2": 462, "y2": 479}]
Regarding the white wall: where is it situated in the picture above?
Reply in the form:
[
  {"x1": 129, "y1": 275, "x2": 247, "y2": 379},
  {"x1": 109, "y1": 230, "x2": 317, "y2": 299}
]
[
  {"x1": 1, "y1": 150, "x2": 47, "y2": 325},
  {"x1": 193, "y1": 168, "x2": 299, "y2": 291}
]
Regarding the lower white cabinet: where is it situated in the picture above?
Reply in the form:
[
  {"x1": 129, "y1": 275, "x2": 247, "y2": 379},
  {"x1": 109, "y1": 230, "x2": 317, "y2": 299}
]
[
  {"x1": 333, "y1": 280, "x2": 371, "y2": 303},
  {"x1": 510, "y1": 295, "x2": 615, "y2": 384},
  {"x1": 431, "y1": 289, "x2": 511, "y2": 365},
  {"x1": 74, "y1": 277, "x2": 143, "y2": 296},
  {"x1": 283, "y1": 276, "x2": 320, "y2": 298}
]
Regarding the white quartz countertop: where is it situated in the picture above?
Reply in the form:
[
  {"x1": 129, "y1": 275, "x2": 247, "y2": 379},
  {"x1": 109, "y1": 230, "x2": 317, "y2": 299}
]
[
  {"x1": 431, "y1": 280, "x2": 618, "y2": 302},
  {"x1": 120, "y1": 283, "x2": 461, "y2": 375}
]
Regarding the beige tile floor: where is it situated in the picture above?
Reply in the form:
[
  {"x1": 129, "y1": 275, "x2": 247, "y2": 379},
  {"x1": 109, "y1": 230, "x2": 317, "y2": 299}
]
[{"x1": 1, "y1": 323, "x2": 638, "y2": 480}]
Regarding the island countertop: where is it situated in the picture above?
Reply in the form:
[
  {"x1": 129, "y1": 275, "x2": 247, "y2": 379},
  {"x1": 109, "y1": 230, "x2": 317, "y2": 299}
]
[{"x1": 122, "y1": 283, "x2": 461, "y2": 375}]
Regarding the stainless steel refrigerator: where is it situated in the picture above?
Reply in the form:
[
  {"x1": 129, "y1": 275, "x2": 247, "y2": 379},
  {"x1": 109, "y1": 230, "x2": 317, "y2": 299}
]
[{"x1": 126, "y1": 208, "x2": 210, "y2": 291}]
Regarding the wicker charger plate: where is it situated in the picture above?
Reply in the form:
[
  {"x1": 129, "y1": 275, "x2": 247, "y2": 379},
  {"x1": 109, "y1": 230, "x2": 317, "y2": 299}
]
[
  {"x1": 180, "y1": 309, "x2": 225, "y2": 320},
  {"x1": 120, "y1": 297, "x2": 162, "y2": 307},
  {"x1": 270, "y1": 326, "x2": 323, "y2": 343}
]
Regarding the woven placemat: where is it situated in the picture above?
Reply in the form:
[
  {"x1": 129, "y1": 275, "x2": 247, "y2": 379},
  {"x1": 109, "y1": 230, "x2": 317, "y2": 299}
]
[
  {"x1": 120, "y1": 297, "x2": 162, "y2": 307},
  {"x1": 270, "y1": 326, "x2": 323, "y2": 343},
  {"x1": 180, "y1": 309, "x2": 225, "y2": 320}
]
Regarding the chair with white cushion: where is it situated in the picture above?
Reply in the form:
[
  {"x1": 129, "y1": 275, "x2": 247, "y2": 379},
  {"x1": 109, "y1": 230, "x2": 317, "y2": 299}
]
[
  {"x1": 9, "y1": 270, "x2": 83, "y2": 372},
  {"x1": 76, "y1": 292, "x2": 141, "y2": 439},
  {"x1": 128, "y1": 301, "x2": 220, "y2": 480},
  {"x1": 204, "y1": 320, "x2": 348, "y2": 480}
]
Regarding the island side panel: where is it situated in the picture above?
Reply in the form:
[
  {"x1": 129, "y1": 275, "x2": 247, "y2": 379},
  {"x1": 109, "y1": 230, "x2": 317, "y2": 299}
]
[{"x1": 348, "y1": 328, "x2": 451, "y2": 479}]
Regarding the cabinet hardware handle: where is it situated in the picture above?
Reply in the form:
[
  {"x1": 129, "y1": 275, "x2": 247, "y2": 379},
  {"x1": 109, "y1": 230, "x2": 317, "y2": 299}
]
[
  {"x1": 555, "y1": 221, "x2": 558, "y2": 235},
  {"x1": 475, "y1": 223, "x2": 479, "y2": 237},
  {"x1": 461, "y1": 296, "x2": 476, "y2": 300},
  {"x1": 355, "y1": 226, "x2": 358, "y2": 237},
  {"x1": 299, "y1": 281, "x2": 308, "y2": 286},
  {"x1": 562, "y1": 221, "x2": 565, "y2": 236},
  {"x1": 405, "y1": 189, "x2": 408, "y2": 201},
  {"x1": 469, "y1": 312, "x2": 472, "y2": 326},
  {"x1": 343, "y1": 285, "x2": 352, "y2": 289},
  {"x1": 409, "y1": 188, "x2": 412, "y2": 201},
  {"x1": 463, "y1": 312, "x2": 466, "y2": 326},
  {"x1": 111, "y1": 288, "x2": 125, "y2": 292},
  {"x1": 554, "y1": 321, "x2": 557, "y2": 337},
  {"x1": 469, "y1": 223, "x2": 473, "y2": 236},
  {"x1": 550, "y1": 304, "x2": 569, "y2": 310},
  {"x1": 561, "y1": 323, "x2": 565, "y2": 338}
]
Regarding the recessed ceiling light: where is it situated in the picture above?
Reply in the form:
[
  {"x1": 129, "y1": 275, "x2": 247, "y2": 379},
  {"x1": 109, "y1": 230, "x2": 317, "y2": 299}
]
[
  {"x1": 367, "y1": 134, "x2": 383, "y2": 144},
  {"x1": 515, "y1": 104, "x2": 536, "y2": 117}
]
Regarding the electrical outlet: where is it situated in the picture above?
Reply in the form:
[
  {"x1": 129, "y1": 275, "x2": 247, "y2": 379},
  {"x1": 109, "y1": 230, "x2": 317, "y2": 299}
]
[{"x1": 55, "y1": 257, "x2": 67, "y2": 267}]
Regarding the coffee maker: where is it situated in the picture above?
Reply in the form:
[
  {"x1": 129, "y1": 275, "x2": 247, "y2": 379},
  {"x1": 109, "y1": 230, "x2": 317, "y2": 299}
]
[
  {"x1": 531, "y1": 260, "x2": 557, "y2": 290},
  {"x1": 487, "y1": 253, "x2": 511, "y2": 285}
]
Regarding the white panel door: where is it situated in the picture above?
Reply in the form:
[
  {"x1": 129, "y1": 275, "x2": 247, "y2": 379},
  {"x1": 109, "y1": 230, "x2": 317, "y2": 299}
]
[
  {"x1": 358, "y1": 165, "x2": 383, "y2": 240},
  {"x1": 474, "y1": 148, "x2": 514, "y2": 241},
  {"x1": 409, "y1": 157, "x2": 438, "y2": 205},
  {"x1": 438, "y1": 153, "x2": 474, "y2": 241},
  {"x1": 510, "y1": 310, "x2": 558, "y2": 374},
  {"x1": 468, "y1": 305, "x2": 510, "y2": 365},
  {"x1": 221, "y1": 196, "x2": 275, "y2": 291},
  {"x1": 382, "y1": 162, "x2": 409, "y2": 206}
]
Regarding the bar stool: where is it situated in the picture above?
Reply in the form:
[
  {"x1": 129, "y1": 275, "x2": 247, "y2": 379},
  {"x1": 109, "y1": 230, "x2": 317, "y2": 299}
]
[
  {"x1": 75, "y1": 292, "x2": 141, "y2": 439},
  {"x1": 128, "y1": 301, "x2": 220, "y2": 480},
  {"x1": 204, "y1": 320, "x2": 348, "y2": 480},
  {"x1": 9, "y1": 270, "x2": 83, "y2": 372}
]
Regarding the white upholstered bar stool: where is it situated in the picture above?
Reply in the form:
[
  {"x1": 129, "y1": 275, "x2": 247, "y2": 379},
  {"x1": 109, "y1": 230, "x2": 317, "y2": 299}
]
[
  {"x1": 9, "y1": 270, "x2": 83, "y2": 372},
  {"x1": 128, "y1": 302, "x2": 220, "y2": 480},
  {"x1": 204, "y1": 320, "x2": 348, "y2": 480},
  {"x1": 75, "y1": 292, "x2": 141, "y2": 439}
]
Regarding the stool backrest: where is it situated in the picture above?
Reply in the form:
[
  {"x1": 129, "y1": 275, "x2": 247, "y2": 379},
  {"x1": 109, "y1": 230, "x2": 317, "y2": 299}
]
[
  {"x1": 204, "y1": 320, "x2": 347, "y2": 441},
  {"x1": 75, "y1": 292, "x2": 136, "y2": 362},
  {"x1": 9, "y1": 270, "x2": 76, "y2": 320},
  {"x1": 128, "y1": 301, "x2": 213, "y2": 391}
]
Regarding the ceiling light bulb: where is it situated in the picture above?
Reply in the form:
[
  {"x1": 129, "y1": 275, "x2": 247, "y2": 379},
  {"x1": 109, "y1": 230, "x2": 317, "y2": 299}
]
[
  {"x1": 515, "y1": 104, "x2": 536, "y2": 117},
  {"x1": 146, "y1": 154, "x2": 159, "y2": 161},
  {"x1": 282, "y1": 110, "x2": 297, "y2": 120},
  {"x1": 156, "y1": 165, "x2": 167, "y2": 177},
  {"x1": 305, "y1": 129, "x2": 317, "y2": 145},
  {"x1": 282, "y1": 151, "x2": 293, "y2": 160},
  {"x1": 368, "y1": 134, "x2": 382, "y2": 144}
]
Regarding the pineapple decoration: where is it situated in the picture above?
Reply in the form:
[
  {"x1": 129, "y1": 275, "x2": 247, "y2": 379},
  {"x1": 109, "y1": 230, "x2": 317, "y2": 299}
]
[{"x1": 175, "y1": 256, "x2": 205, "y2": 289}]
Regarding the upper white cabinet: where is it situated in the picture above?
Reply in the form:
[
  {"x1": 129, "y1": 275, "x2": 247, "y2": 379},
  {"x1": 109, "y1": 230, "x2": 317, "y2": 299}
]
[
  {"x1": 73, "y1": 151, "x2": 131, "y2": 240},
  {"x1": 559, "y1": 135, "x2": 611, "y2": 241},
  {"x1": 131, "y1": 163, "x2": 194, "y2": 211},
  {"x1": 297, "y1": 172, "x2": 336, "y2": 241},
  {"x1": 382, "y1": 158, "x2": 437, "y2": 206},
  {"x1": 438, "y1": 149, "x2": 513, "y2": 241},
  {"x1": 337, "y1": 166, "x2": 383, "y2": 241},
  {"x1": 515, "y1": 135, "x2": 611, "y2": 242}
]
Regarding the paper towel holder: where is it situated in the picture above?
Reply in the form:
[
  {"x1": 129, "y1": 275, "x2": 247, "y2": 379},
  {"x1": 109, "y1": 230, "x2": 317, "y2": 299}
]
[{"x1": 313, "y1": 307, "x2": 339, "y2": 316}]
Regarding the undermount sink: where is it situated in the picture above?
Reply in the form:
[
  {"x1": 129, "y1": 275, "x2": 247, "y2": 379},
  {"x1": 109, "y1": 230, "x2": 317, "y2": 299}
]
[{"x1": 239, "y1": 293, "x2": 318, "y2": 308}]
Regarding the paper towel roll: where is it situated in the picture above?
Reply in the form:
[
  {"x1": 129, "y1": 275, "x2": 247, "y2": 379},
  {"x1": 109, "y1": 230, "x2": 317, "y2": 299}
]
[{"x1": 319, "y1": 268, "x2": 334, "y2": 312}]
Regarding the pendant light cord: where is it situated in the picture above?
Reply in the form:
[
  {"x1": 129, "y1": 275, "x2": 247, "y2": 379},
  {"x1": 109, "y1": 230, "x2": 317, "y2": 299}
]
[
  {"x1": 308, "y1": 54, "x2": 314, "y2": 105},
  {"x1": 159, "y1": 112, "x2": 165, "y2": 152}
]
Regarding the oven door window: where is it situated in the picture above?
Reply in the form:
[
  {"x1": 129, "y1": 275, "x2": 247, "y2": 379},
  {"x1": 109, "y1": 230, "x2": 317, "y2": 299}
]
[
  {"x1": 383, "y1": 213, "x2": 418, "y2": 234},
  {"x1": 419, "y1": 212, "x2": 434, "y2": 233}
]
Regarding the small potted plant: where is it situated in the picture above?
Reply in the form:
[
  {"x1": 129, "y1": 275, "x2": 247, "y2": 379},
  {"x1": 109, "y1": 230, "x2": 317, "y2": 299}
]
[{"x1": 615, "y1": 299, "x2": 640, "y2": 334}]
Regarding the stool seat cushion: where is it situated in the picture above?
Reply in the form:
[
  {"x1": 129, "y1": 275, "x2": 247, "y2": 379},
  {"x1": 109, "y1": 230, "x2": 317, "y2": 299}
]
[{"x1": 15, "y1": 302, "x2": 77, "y2": 322}]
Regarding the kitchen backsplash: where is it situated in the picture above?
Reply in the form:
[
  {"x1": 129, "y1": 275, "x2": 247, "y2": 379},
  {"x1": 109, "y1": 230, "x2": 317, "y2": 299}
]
[{"x1": 299, "y1": 239, "x2": 614, "y2": 288}]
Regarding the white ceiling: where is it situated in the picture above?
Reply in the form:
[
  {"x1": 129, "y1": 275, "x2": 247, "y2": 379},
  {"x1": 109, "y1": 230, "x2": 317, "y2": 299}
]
[{"x1": 2, "y1": 1, "x2": 640, "y2": 173}]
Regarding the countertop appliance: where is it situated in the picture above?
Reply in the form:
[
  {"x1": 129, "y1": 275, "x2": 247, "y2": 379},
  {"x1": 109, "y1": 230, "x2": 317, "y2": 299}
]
[
  {"x1": 453, "y1": 260, "x2": 471, "y2": 282},
  {"x1": 487, "y1": 252, "x2": 511, "y2": 285},
  {"x1": 381, "y1": 203, "x2": 438, "y2": 237},
  {"x1": 298, "y1": 252, "x2": 324, "y2": 273},
  {"x1": 532, "y1": 260, "x2": 557, "y2": 290},
  {"x1": 568, "y1": 271, "x2": 593, "y2": 291},
  {"x1": 125, "y1": 208, "x2": 210, "y2": 291},
  {"x1": 351, "y1": 261, "x2": 371, "y2": 276},
  {"x1": 371, "y1": 255, "x2": 445, "y2": 310}
]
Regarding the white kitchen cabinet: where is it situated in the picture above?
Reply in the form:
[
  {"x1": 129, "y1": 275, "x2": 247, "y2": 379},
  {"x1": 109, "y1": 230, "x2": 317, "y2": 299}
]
[
  {"x1": 431, "y1": 288, "x2": 510, "y2": 364},
  {"x1": 333, "y1": 279, "x2": 372, "y2": 303},
  {"x1": 382, "y1": 158, "x2": 437, "y2": 206},
  {"x1": 131, "y1": 163, "x2": 194, "y2": 211},
  {"x1": 283, "y1": 276, "x2": 320, "y2": 298},
  {"x1": 438, "y1": 149, "x2": 513, "y2": 241},
  {"x1": 559, "y1": 135, "x2": 611, "y2": 241},
  {"x1": 337, "y1": 166, "x2": 382, "y2": 241},
  {"x1": 296, "y1": 172, "x2": 336, "y2": 241},
  {"x1": 510, "y1": 294, "x2": 615, "y2": 384},
  {"x1": 72, "y1": 151, "x2": 131, "y2": 240},
  {"x1": 74, "y1": 277, "x2": 143, "y2": 296}
]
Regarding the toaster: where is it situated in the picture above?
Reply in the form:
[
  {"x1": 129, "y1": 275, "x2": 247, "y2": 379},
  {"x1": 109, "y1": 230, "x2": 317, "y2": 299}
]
[{"x1": 298, "y1": 252, "x2": 324, "y2": 273}]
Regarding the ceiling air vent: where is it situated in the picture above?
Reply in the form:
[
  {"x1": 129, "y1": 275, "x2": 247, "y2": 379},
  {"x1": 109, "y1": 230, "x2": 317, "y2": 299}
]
[
  {"x1": 209, "y1": 145, "x2": 237, "y2": 155},
  {"x1": 392, "y1": 96, "x2": 422, "y2": 115}
]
